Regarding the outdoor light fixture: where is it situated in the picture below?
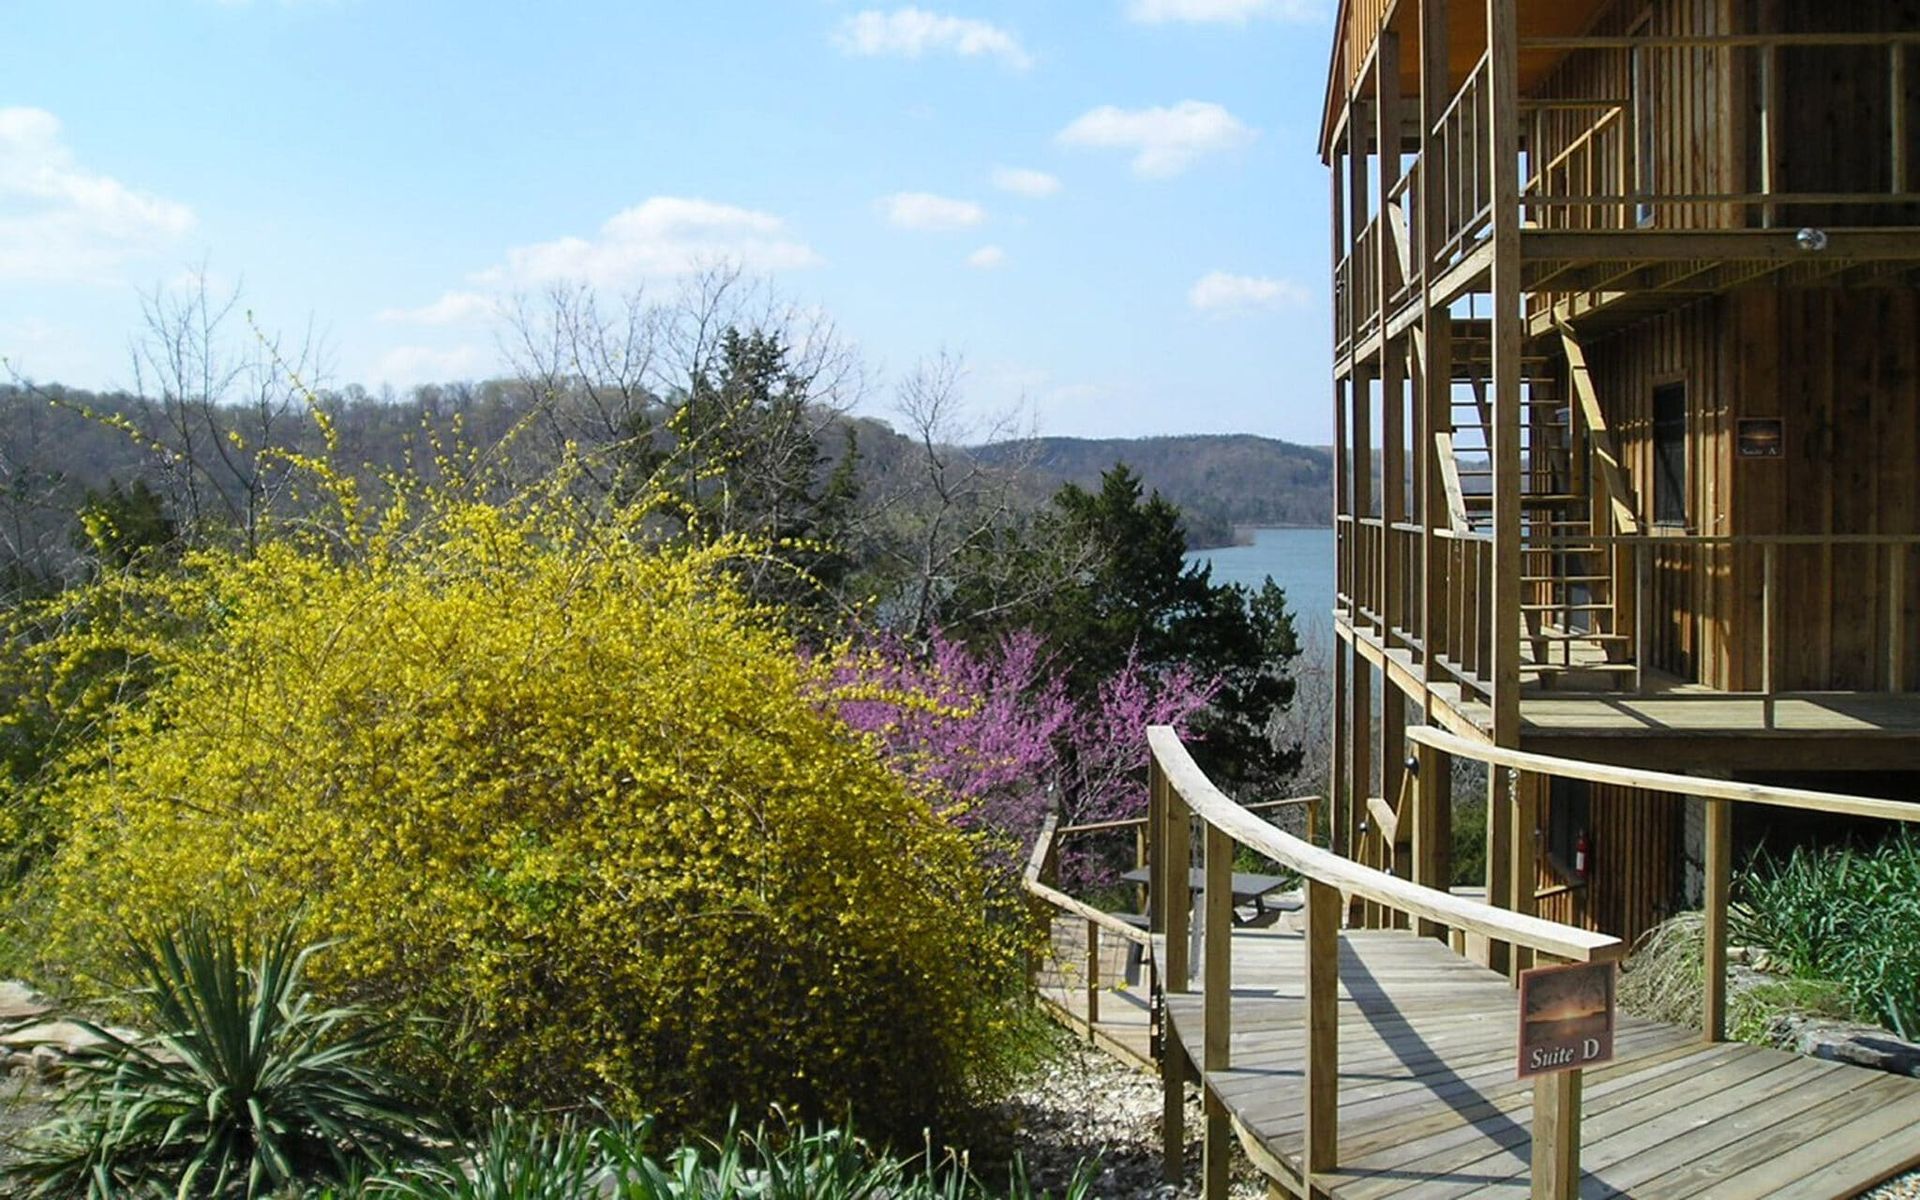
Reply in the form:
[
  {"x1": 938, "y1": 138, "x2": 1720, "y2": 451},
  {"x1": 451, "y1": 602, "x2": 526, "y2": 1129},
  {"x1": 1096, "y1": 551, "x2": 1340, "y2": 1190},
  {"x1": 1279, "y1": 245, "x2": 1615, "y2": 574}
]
[{"x1": 1796, "y1": 227, "x2": 1830, "y2": 252}]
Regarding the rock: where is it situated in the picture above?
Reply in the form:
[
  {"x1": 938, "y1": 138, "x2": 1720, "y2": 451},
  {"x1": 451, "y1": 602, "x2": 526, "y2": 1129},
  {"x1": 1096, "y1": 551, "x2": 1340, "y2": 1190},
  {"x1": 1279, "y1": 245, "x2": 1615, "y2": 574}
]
[
  {"x1": 29, "y1": 1044, "x2": 63, "y2": 1079},
  {"x1": 1769, "y1": 1013, "x2": 1920, "y2": 1078},
  {"x1": 0, "y1": 1020, "x2": 107, "y2": 1055},
  {"x1": 0, "y1": 980, "x2": 54, "y2": 1024}
]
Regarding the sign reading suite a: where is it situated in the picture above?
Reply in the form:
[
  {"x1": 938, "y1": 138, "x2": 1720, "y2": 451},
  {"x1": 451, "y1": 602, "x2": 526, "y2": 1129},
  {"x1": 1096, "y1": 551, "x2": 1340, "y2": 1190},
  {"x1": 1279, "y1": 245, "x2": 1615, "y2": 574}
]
[{"x1": 1517, "y1": 959, "x2": 1617, "y2": 1079}]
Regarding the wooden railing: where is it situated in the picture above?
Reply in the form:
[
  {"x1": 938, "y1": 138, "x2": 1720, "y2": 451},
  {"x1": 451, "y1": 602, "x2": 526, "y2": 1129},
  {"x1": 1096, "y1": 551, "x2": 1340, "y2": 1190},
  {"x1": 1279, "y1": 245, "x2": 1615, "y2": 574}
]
[
  {"x1": 1551, "y1": 532, "x2": 1920, "y2": 699},
  {"x1": 1430, "y1": 51, "x2": 1496, "y2": 272},
  {"x1": 1341, "y1": 523, "x2": 1920, "y2": 702},
  {"x1": 1407, "y1": 726, "x2": 1920, "y2": 1048},
  {"x1": 1517, "y1": 34, "x2": 1920, "y2": 233},
  {"x1": 1147, "y1": 726, "x2": 1621, "y2": 1200}
]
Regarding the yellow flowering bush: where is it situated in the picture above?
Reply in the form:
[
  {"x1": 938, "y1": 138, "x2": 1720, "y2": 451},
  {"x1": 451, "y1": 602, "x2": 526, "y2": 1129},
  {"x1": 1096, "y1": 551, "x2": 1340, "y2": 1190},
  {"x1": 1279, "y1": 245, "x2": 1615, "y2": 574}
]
[{"x1": 24, "y1": 498, "x2": 1028, "y2": 1141}]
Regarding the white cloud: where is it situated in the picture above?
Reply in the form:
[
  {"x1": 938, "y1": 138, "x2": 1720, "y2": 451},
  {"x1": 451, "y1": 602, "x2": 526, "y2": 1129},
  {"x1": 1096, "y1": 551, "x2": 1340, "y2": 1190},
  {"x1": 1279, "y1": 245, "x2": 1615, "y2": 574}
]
[
  {"x1": 991, "y1": 166, "x2": 1062, "y2": 198},
  {"x1": 1187, "y1": 270, "x2": 1311, "y2": 315},
  {"x1": 1126, "y1": 0, "x2": 1326, "y2": 23},
  {"x1": 1057, "y1": 100, "x2": 1257, "y2": 178},
  {"x1": 834, "y1": 8, "x2": 1032, "y2": 69},
  {"x1": 967, "y1": 245, "x2": 1007, "y2": 269},
  {"x1": 375, "y1": 290, "x2": 497, "y2": 325},
  {"x1": 480, "y1": 197, "x2": 821, "y2": 288},
  {"x1": 880, "y1": 191, "x2": 986, "y2": 232},
  {"x1": 0, "y1": 107, "x2": 194, "y2": 284},
  {"x1": 373, "y1": 343, "x2": 495, "y2": 385}
]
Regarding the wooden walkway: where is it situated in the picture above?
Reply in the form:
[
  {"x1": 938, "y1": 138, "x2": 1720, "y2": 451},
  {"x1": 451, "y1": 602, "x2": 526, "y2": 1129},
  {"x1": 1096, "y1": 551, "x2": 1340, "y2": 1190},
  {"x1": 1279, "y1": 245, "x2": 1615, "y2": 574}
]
[{"x1": 1039, "y1": 918, "x2": 1920, "y2": 1198}]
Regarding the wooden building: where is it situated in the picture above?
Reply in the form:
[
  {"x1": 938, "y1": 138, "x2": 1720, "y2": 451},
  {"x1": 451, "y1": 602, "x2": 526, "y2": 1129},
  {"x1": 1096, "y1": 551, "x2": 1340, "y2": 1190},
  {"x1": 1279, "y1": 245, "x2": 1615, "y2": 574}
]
[{"x1": 1323, "y1": 0, "x2": 1920, "y2": 951}]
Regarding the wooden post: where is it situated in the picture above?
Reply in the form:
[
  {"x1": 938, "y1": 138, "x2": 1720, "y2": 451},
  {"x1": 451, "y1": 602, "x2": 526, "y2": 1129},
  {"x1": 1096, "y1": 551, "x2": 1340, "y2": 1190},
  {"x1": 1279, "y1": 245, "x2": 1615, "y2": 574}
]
[
  {"x1": 1762, "y1": 542, "x2": 1777, "y2": 725},
  {"x1": 1487, "y1": 766, "x2": 1513, "y2": 977},
  {"x1": 1634, "y1": 540, "x2": 1650, "y2": 694},
  {"x1": 1703, "y1": 797, "x2": 1732, "y2": 1042},
  {"x1": 1888, "y1": 544, "x2": 1907, "y2": 693},
  {"x1": 1332, "y1": 624, "x2": 1349, "y2": 854},
  {"x1": 1531, "y1": 1068, "x2": 1584, "y2": 1200},
  {"x1": 1413, "y1": 740, "x2": 1453, "y2": 939},
  {"x1": 1304, "y1": 878, "x2": 1341, "y2": 1176},
  {"x1": 1378, "y1": 29, "x2": 1406, "y2": 655},
  {"x1": 1203, "y1": 822, "x2": 1233, "y2": 1200},
  {"x1": 1487, "y1": 0, "x2": 1523, "y2": 753},
  {"x1": 1511, "y1": 770, "x2": 1541, "y2": 977},
  {"x1": 1758, "y1": 42, "x2": 1779, "y2": 228},
  {"x1": 1166, "y1": 789, "x2": 1192, "y2": 994},
  {"x1": 1892, "y1": 45, "x2": 1909, "y2": 198},
  {"x1": 1085, "y1": 918, "x2": 1101, "y2": 1036},
  {"x1": 1156, "y1": 758, "x2": 1189, "y2": 1184}
]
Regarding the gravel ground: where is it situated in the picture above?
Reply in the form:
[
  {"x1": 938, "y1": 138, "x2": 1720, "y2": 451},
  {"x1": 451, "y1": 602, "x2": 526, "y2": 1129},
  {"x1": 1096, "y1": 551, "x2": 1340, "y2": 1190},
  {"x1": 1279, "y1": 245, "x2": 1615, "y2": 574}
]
[{"x1": 990, "y1": 1034, "x2": 1266, "y2": 1200}]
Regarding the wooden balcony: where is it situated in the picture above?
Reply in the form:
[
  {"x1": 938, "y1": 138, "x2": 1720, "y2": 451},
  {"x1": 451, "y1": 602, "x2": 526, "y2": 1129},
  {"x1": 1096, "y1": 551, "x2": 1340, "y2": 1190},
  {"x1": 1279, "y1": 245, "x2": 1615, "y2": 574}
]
[
  {"x1": 1331, "y1": 31, "x2": 1920, "y2": 369},
  {"x1": 1336, "y1": 520, "x2": 1920, "y2": 767}
]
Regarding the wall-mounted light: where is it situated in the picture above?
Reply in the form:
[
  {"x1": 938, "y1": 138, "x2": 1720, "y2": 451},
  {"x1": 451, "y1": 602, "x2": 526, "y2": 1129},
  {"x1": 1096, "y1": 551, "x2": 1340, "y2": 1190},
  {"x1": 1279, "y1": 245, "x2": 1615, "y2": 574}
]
[{"x1": 1796, "y1": 227, "x2": 1830, "y2": 252}]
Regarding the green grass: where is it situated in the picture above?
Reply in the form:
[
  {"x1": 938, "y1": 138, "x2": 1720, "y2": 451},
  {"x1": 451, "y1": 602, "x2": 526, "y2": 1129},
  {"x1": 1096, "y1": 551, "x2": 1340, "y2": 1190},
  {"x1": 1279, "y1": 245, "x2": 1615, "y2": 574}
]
[{"x1": 1734, "y1": 834, "x2": 1920, "y2": 1040}]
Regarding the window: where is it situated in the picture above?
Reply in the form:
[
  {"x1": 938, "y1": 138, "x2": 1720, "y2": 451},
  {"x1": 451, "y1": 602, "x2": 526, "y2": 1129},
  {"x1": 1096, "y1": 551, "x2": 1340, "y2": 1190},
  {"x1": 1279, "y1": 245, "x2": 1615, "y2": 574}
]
[
  {"x1": 1653, "y1": 382, "x2": 1687, "y2": 526},
  {"x1": 1547, "y1": 777, "x2": 1592, "y2": 880}
]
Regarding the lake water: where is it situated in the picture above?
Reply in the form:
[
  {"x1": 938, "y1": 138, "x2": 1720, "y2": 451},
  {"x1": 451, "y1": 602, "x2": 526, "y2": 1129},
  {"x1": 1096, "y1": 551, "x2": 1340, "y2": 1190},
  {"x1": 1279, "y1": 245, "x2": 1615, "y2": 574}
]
[{"x1": 1185, "y1": 527, "x2": 1336, "y2": 640}]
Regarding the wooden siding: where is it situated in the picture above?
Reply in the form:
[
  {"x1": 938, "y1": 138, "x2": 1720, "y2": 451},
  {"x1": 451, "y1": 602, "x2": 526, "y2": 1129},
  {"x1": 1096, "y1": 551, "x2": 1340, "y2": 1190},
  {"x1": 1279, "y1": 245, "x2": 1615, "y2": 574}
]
[
  {"x1": 1534, "y1": 783, "x2": 1681, "y2": 947},
  {"x1": 1529, "y1": 0, "x2": 1745, "y2": 234},
  {"x1": 1578, "y1": 287, "x2": 1920, "y2": 692},
  {"x1": 1725, "y1": 288, "x2": 1920, "y2": 692}
]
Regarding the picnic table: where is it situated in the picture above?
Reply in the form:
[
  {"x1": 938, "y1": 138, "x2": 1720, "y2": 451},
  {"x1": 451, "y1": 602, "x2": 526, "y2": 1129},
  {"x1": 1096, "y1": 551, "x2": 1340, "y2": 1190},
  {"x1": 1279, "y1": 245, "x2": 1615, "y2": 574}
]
[{"x1": 1117, "y1": 866, "x2": 1301, "y2": 925}]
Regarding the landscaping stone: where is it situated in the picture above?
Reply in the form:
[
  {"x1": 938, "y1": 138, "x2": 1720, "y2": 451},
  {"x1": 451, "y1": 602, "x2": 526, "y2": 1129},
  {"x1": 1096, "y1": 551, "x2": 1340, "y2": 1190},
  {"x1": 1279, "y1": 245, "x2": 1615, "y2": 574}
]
[
  {"x1": 1768, "y1": 1013, "x2": 1920, "y2": 1078},
  {"x1": 0, "y1": 982, "x2": 53, "y2": 1025},
  {"x1": 0, "y1": 1020, "x2": 106, "y2": 1055}
]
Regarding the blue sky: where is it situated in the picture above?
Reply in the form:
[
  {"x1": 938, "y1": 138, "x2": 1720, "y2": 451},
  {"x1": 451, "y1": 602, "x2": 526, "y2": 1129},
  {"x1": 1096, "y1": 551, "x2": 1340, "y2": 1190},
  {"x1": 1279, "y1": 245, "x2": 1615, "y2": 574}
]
[{"x1": 1, "y1": 0, "x2": 1338, "y2": 444}]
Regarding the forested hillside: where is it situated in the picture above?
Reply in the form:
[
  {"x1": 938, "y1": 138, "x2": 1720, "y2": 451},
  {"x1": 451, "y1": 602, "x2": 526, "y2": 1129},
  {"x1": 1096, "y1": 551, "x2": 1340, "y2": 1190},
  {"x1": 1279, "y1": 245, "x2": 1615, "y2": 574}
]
[{"x1": 975, "y1": 434, "x2": 1332, "y2": 546}]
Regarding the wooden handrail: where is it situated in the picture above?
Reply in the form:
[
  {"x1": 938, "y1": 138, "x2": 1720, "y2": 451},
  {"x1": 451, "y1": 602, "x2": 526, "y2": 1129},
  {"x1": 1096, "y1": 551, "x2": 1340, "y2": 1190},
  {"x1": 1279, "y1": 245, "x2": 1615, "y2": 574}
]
[
  {"x1": 1148, "y1": 726, "x2": 1623, "y2": 963},
  {"x1": 1020, "y1": 812, "x2": 1154, "y2": 948},
  {"x1": 1406, "y1": 727, "x2": 1920, "y2": 824}
]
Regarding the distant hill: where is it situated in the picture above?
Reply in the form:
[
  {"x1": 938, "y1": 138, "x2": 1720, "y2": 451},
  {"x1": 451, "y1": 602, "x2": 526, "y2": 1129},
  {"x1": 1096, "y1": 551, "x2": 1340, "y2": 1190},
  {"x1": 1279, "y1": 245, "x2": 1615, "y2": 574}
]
[{"x1": 972, "y1": 434, "x2": 1333, "y2": 547}]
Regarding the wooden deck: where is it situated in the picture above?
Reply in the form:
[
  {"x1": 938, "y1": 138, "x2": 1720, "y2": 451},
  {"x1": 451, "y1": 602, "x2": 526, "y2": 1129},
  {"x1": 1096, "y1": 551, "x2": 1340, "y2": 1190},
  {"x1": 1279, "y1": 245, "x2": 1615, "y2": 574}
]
[
  {"x1": 1121, "y1": 926, "x2": 1920, "y2": 1199},
  {"x1": 1039, "y1": 914, "x2": 1920, "y2": 1199}
]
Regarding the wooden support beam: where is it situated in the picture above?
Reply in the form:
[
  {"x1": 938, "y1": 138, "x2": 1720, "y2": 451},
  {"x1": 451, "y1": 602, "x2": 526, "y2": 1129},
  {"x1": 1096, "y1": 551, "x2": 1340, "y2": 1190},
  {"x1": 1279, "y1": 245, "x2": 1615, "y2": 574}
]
[
  {"x1": 1558, "y1": 321, "x2": 1641, "y2": 534},
  {"x1": 1303, "y1": 879, "x2": 1341, "y2": 1176},
  {"x1": 1487, "y1": 766, "x2": 1513, "y2": 977},
  {"x1": 1487, "y1": 0, "x2": 1523, "y2": 748}
]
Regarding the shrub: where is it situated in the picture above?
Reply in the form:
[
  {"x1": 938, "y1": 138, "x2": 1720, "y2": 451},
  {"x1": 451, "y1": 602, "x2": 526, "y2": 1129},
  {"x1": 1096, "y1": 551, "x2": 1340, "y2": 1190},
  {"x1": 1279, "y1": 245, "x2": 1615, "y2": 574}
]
[
  {"x1": 1734, "y1": 835, "x2": 1920, "y2": 1039},
  {"x1": 26, "y1": 497, "x2": 1029, "y2": 1142},
  {"x1": 9, "y1": 915, "x2": 435, "y2": 1199}
]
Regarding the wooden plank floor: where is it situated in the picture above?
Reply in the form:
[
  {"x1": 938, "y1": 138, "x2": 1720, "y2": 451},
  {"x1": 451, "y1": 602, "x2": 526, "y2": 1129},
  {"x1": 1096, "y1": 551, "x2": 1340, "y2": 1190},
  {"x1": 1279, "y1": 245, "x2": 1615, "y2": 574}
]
[{"x1": 1153, "y1": 927, "x2": 1920, "y2": 1199}]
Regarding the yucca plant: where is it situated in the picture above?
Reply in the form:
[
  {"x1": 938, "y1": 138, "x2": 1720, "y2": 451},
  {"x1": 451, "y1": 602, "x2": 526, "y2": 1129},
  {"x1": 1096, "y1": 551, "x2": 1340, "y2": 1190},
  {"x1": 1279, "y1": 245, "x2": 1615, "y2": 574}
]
[{"x1": 8, "y1": 914, "x2": 439, "y2": 1199}]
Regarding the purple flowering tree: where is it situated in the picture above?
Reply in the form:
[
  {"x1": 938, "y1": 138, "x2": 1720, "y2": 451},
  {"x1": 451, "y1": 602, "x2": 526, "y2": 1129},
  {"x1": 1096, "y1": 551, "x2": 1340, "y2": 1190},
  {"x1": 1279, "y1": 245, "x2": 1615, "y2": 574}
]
[{"x1": 836, "y1": 630, "x2": 1215, "y2": 888}]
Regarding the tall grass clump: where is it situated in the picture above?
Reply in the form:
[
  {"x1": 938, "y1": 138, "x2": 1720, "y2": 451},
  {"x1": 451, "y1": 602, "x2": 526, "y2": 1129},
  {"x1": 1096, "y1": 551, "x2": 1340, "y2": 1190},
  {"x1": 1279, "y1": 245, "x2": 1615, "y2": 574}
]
[
  {"x1": 1735, "y1": 834, "x2": 1920, "y2": 1039},
  {"x1": 366, "y1": 1110, "x2": 1095, "y2": 1200}
]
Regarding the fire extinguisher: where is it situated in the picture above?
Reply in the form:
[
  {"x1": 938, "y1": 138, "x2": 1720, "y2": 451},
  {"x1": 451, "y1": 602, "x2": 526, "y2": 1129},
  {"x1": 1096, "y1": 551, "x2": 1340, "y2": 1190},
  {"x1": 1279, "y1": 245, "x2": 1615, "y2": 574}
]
[{"x1": 1574, "y1": 830, "x2": 1591, "y2": 883}]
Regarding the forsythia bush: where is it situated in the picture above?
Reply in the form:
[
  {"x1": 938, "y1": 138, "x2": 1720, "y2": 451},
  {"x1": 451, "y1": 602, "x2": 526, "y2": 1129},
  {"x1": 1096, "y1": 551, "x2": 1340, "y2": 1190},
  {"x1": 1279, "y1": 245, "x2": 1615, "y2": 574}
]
[{"x1": 26, "y1": 499, "x2": 1028, "y2": 1141}]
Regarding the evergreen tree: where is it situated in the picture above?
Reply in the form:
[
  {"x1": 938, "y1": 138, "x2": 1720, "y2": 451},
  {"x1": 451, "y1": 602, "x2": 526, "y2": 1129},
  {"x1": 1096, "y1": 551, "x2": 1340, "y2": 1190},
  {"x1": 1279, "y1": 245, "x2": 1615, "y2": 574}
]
[{"x1": 943, "y1": 464, "x2": 1302, "y2": 801}]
